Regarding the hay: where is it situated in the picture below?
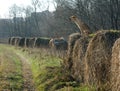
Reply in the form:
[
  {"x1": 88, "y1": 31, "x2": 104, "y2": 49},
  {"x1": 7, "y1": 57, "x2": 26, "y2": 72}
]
[
  {"x1": 18, "y1": 38, "x2": 26, "y2": 47},
  {"x1": 25, "y1": 38, "x2": 30, "y2": 47},
  {"x1": 26, "y1": 38, "x2": 36, "y2": 48},
  {"x1": 111, "y1": 38, "x2": 120, "y2": 91},
  {"x1": 65, "y1": 33, "x2": 81, "y2": 70},
  {"x1": 35, "y1": 37, "x2": 50, "y2": 48},
  {"x1": 49, "y1": 38, "x2": 68, "y2": 50},
  {"x1": 71, "y1": 37, "x2": 89, "y2": 82},
  {"x1": 11, "y1": 37, "x2": 16, "y2": 45},
  {"x1": 15, "y1": 37, "x2": 21, "y2": 46},
  {"x1": 28, "y1": 38, "x2": 36, "y2": 48},
  {"x1": 67, "y1": 33, "x2": 81, "y2": 59},
  {"x1": 10, "y1": 37, "x2": 21, "y2": 46},
  {"x1": 84, "y1": 30, "x2": 120, "y2": 89},
  {"x1": 8, "y1": 37, "x2": 11, "y2": 44}
]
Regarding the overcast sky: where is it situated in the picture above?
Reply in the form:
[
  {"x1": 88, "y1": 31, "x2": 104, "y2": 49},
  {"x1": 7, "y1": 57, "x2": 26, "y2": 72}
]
[{"x1": 0, "y1": 0, "x2": 55, "y2": 18}]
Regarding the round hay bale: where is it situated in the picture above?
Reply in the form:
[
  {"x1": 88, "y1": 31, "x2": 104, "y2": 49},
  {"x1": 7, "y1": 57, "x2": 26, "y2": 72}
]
[
  {"x1": 8, "y1": 37, "x2": 11, "y2": 44},
  {"x1": 18, "y1": 38, "x2": 26, "y2": 47},
  {"x1": 65, "y1": 33, "x2": 81, "y2": 70},
  {"x1": 11, "y1": 37, "x2": 16, "y2": 45},
  {"x1": 67, "y1": 33, "x2": 81, "y2": 58},
  {"x1": 15, "y1": 37, "x2": 21, "y2": 46},
  {"x1": 28, "y1": 37, "x2": 37, "y2": 48},
  {"x1": 72, "y1": 37, "x2": 89, "y2": 82},
  {"x1": 26, "y1": 38, "x2": 36, "y2": 48},
  {"x1": 49, "y1": 38, "x2": 54, "y2": 49},
  {"x1": 35, "y1": 37, "x2": 50, "y2": 48},
  {"x1": 49, "y1": 37, "x2": 67, "y2": 50},
  {"x1": 25, "y1": 38, "x2": 30, "y2": 47},
  {"x1": 111, "y1": 38, "x2": 120, "y2": 91},
  {"x1": 84, "y1": 30, "x2": 120, "y2": 89}
]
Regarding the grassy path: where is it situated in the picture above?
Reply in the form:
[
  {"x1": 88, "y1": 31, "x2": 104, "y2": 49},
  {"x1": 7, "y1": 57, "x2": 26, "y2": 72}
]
[
  {"x1": 16, "y1": 53, "x2": 35, "y2": 91},
  {"x1": 0, "y1": 44, "x2": 35, "y2": 90},
  {"x1": 1, "y1": 44, "x2": 89, "y2": 91}
]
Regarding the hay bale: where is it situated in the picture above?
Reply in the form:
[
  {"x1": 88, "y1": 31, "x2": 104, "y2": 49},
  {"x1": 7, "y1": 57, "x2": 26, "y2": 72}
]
[
  {"x1": 49, "y1": 37, "x2": 68, "y2": 50},
  {"x1": 26, "y1": 37, "x2": 36, "y2": 48},
  {"x1": 29, "y1": 37, "x2": 37, "y2": 48},
  {"x1": 71, "y1": 37, "x2": 89, "y2": 82},
  {"x1": 15, "y1": 37, "x2": 21, "y2": 46},
  {"x1": 9, "y1": 37, "x2": 14, "y2": 45},
  {"x1": 8, "y1": 37, "x2": 11, "y2": 44},
  {"x1": 65, "y1": 33, "x2": 81, "y2": 70},
  {"x1": 111, "y1": 38, "x2": 120, "y2": 91},
  {"x1": 25, "y1": 38, "x2": 30, "y2": 47},
  {"x1": 67, "y1": 33, "x2": 81, "y2": 59},
  {"x1": 11, "y1": 37, "x2": 16, "y2": 45},
  {"x1": 18, "y1": 38, "x2": 26, "y2": 47},
  {"x1": 35, "y1": 37, "x2": 50, "y2": 48},
  {"x1": 84, "y1": 30, "x2": 120, "y2": 89},
  {"x1": 10, "y1": 37, "x2": 21, "y2": 46}
]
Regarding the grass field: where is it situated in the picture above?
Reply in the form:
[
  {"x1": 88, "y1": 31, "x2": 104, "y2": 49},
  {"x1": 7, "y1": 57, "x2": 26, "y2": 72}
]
[
  {"x1": 0, "y1": 44, "x2": 23, "y2": 90},
  {"x1": 0, "y1": 44, "x2": 95, "y2": 91},
  {"x1": 17, "y1": 47, "x2": 95, "y2": 91}
]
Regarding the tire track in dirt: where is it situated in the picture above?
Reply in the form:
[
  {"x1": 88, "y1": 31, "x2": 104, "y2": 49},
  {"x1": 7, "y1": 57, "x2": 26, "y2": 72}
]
[{"x1": 16, "y1": 53, "x2": 35, "y2": 91}]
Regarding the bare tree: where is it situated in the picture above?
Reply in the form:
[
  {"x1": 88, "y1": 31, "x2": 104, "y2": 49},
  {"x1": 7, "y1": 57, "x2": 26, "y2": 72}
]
[{"x1": 9, "y1": 4, "x2": 25, "y2": 37}]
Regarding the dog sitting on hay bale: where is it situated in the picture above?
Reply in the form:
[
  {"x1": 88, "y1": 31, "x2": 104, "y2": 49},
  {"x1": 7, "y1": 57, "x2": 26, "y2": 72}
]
[
  {"x1": 111, "y1": 38, "x2": 120, "y2": 91},
  {"x1": 84, "y1": 30, "x2": 120, "y2": 90}
]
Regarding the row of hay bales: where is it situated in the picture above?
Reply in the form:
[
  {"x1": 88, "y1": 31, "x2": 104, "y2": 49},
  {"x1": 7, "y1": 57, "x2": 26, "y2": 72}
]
[
  {"x1": 8, "y1": 37, "x2": 51, "y2": 48},
  {"x1": 64, "y1": 30, "x2": 120, "y2": 90},
  {"x1": 8, "y1": 37, "x2": 68, "y2": 50}
]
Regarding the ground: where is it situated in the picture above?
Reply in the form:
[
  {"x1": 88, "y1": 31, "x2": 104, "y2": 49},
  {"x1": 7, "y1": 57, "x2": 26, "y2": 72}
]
[
  {"x1": 0, "y1": 44, "x2": 94, "y2": 91},
  {"x1": 0, "y1": 44, "x2": 34, "y2": 91}
]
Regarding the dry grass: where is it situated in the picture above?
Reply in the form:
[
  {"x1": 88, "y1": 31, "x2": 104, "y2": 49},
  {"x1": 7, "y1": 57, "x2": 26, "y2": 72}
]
[
  {"x1": 111, "y1": 38, "x2": 120, "y2": 91},
  {"x1": 84, "y1": 30, "x2": 120, "y2": 90},
  {"x1": 71, "y1": 37, "x2": 89, "y2": 83},
  {"x1": 65, "y1": 33, "x2": 81, "y2": 70}
]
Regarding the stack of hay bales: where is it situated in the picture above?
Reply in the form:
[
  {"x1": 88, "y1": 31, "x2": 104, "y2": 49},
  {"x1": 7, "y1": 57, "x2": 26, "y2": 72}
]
[
  {"x1": 65, "y1": 33, "x2": 81, "y2": 70},
  {"x1": 84, "y1": 30, "x2": 120, "y2": 90},
  {"x1": 72, "y1": 37, "x2": 89, "y2": 82},
  {"x1": 111, "y1": 38, "x2": 120, "y2": 91},
  {"x1": 10, "y1": 37, "x2": 21, "y2": 46}
]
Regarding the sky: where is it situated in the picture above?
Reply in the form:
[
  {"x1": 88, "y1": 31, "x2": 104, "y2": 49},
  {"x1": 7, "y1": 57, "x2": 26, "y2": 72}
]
[{"x1": 0, "y1": 0, "x2": 55, "y2": 18}]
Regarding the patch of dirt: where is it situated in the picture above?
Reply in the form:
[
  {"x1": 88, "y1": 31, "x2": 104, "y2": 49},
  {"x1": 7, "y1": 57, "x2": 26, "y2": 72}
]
[{"x1": 16, "y1": 53, "x2": 35, "y2": 91}]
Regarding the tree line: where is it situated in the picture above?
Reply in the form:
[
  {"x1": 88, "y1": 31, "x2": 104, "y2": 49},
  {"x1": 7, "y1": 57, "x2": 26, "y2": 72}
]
[{"x1": 0, "y1": 0, "x2": 119, "y2": 39}]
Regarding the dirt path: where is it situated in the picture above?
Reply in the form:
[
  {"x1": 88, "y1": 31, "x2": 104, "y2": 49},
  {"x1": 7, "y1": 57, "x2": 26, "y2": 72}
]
[{"x1": 16, "y1": 53, "x2": 35, "y2": 91}]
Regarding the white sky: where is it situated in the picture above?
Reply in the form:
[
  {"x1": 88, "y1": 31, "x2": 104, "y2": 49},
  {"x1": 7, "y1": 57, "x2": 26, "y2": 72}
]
[{"x1": 0, "y1": 0, "x2": 55, "y2": 18}]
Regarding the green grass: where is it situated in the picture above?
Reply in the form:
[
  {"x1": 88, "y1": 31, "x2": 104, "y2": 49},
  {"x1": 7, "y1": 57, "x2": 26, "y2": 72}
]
[
  {"x1": 0, "y1": 44, "x2": 23, "y2": 90},
  {"x1": 17, "y1": 48, "x2": 96, "y2": 91},
  {"x1": 19, "y1": 48, "x2": 62, "y2": 91},
  {"x1": 0, "y1": 44, "x2": 96, "y2": 91}
]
